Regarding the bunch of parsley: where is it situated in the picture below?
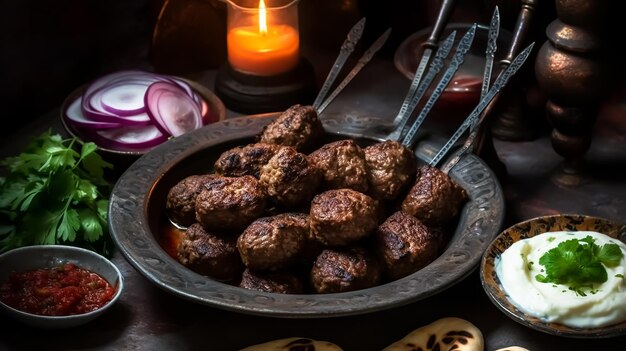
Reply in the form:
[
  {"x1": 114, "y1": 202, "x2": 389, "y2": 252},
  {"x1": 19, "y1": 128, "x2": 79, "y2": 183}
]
[{"x1": 0, "y1": 131, "x2": 114, "y2": 257}]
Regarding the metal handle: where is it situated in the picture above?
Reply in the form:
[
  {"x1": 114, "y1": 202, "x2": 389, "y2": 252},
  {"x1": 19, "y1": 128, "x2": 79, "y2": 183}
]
[
  {"x1": 502, "y1": 0, "x2": 537, "y2": 65},
  {"x1": 424, "y1": 0, "x2": 458, "y2": 49},
  {"x1": 400, "y1": 24, "x2": 477, "y2": 148}
]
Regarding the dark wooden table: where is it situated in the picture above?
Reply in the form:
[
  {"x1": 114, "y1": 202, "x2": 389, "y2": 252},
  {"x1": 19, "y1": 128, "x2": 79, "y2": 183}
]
[{"x1": 1, "y1": 52, "x2": 625, "y2": 351}]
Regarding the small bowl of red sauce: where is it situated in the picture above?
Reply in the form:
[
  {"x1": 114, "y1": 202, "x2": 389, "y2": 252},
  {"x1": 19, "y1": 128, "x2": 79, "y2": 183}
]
[{"x1": 0, "y1": 245, "x2": 123, "y2": 329}]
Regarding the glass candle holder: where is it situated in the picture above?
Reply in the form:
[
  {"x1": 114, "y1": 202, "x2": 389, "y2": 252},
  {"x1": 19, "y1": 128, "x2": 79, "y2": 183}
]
[
  {"x1": 215, "y1": 0, "x2": 315, "y2": 114},
  {"x1": 225, "y1": 0, "x2": 300, "y2": 76}
]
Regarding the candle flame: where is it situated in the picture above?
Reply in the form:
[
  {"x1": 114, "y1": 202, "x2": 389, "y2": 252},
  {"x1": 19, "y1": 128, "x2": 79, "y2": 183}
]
[{"x1": 259, "y1": 0, "x2": 267, "y2": 34}]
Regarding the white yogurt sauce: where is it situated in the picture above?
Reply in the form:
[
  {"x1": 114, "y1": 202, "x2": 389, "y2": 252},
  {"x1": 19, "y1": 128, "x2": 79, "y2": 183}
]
[{"x1": 495, "y1": 231, "x2": 626, "y2": 328}]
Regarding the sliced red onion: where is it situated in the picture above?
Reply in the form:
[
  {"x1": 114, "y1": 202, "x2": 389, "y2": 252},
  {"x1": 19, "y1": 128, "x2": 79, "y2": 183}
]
[
  {"x1": 82, "y1": 70, "x2": 159, "y2": 121},
  {"x1": 144, "y1": 81, "x2": 203, "y2": 137},
  {"x1": 158, "y1": 76, "x2": 204, "y2": 111},
  {"x1": 82, "y1": 90, "x2": 153, "y2": 125},
  {"x1": 82, "y1": 81, "x2": 150, "y2": 124},
  {"x1": 82, "y1": 70, "x2": 149, "y2": 109},
  {"x1": 64, "y1": 96, "x2": 124, "y2": 129},
  {"x1": 98, "y1": 82, "x2": 149, "y2": 116},
  {"x1": 170, "y1": 78, "x2": 200, "y2": 104},
  {"x1": 82, "y1": 103, "x2": 152, "y2": 125},
  {"x1": 72, "y1": 69, "x2": 211, "y2": 152},
  {"x1": 81, "y1": 71, "x2": 204, "y2": 123},
  {"x1": 93, "y1": 124, "x2": 168, "y2": 150}
]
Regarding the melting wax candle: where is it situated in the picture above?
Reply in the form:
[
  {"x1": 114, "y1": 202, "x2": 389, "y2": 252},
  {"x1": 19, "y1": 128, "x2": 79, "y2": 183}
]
[{"x1": 227, "y1": 0, "x2": 300, "y2": 76}]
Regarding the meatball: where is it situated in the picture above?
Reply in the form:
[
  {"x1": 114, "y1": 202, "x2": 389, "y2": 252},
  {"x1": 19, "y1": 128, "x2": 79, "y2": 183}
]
[
  {"x1": 177, "y1": 223, "x2": 242, "y2": 282},
  {"x1": 195, "y1": 175, "x2": 267, "y2": 231},
  {"x1": 401, "y1": 165, "x2": 469, "y2": 227},
  {"x1": 308, "y1": 139, "x2": 369, "y2": 193},
  {"x1": 309, "y1": 189, "x2": 378, "y2": 246},
  {"x1": 239, "y1": 268, "x2": 304, "y2": 294},
  {"x1": 298, "y1": 228, "x2": 326, "y2": 267},
  {"x1": 310, "y1": 247, "x2": 381, "y2": 293},
  {"x1": 375, "y1": 211, "x2": 441, "y2": 280},
  {"x1": 214, "y1": 142, "x2": 283, "y2": 178},
  {"x1": 364, "y1": 140, "x2": 417, "y2": 201},
  {"x1": 165, "y1": 174, "x2": 217, "y2": 228},
  {"x1": 258, "y1": 146, "x2": 321, "y2": 207},
  {"x1": 237, "y1": 213, "x2": 309, "y2": 271},
  {"x1": 259, "y1": 104, "x2": 324, "y2": 151}
]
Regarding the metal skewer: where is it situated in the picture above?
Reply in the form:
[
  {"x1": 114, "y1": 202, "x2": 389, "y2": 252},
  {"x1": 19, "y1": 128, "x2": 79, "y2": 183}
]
[
  {"x1": 409, "y1": 0, "x2": 458, "y2": 95},
  {"x1": 429, "y1": 42, "x2": 535, "y2": 168},
  {"x1": 399, "y1": 24, "x2": 477, "y2": 148},
  {"x1": 440, "y1": 7, "x2": 500, "y2": 175},
  {"x1": 387, "y1": 31, "x2": 457, "y2": 138},
  {"x1": 316, "y1": 28, "x2": 392, "y2": 114},
  {"x1": 312, "y1": 18, "x2": 366, "y2": 110},
  {"x1": 480, "y1": 6, "x2": 500, "y2": 103},
  {"x1": 441, "y1": 3, "x2": 536, "y2": 174}
]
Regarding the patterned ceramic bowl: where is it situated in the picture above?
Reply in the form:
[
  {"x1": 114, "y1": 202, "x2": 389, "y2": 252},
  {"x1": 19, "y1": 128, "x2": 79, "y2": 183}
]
[{"x1": 481, "y1": 214, "x2": 626, "y2": 338}]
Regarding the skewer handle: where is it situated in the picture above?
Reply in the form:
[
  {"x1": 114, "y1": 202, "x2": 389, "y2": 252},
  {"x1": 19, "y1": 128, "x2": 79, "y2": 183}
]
[
  {"x1": 400, "y1": 24, "x2": 477, "y2": 148},
  {"x1": 388, "y1": 31, "x2": 457, "y2": 139},
  {"x1": 424, "y1": 0, "x2": 458, "y2": 50}
]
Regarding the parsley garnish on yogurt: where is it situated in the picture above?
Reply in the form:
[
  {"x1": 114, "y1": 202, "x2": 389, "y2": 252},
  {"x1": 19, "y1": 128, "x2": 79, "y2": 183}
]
[{"x1": 535, "y1": 235, "x2": 624, "y2": 296}]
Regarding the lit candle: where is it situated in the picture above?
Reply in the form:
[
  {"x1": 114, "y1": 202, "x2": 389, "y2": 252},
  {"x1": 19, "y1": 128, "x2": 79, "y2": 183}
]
[{"x1": 227, "y1": 0, "x2": 300, "y2": 76}]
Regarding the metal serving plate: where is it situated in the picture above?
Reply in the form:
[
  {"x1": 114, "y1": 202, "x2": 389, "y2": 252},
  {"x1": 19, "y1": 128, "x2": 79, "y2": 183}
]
[{"x1": 108, "y1": 113, "x2": 504, "y2": 318}]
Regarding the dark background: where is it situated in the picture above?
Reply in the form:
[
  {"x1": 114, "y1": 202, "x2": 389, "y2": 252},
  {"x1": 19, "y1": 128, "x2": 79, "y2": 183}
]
[
  {"x1": 1, "y1": 2, "x2": 625, "y2": 350},
  {"x1": 1, "y1": 0, "x2": 157, "y2": 136},
  {"x1": 0, "y1": 0, "x2": 565, "y2": 138}
]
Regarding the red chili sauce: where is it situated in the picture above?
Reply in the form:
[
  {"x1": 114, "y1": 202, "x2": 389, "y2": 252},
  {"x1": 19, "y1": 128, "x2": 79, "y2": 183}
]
[{"x1": 0, "y1": 263, "x2": 116, "y2": 316}]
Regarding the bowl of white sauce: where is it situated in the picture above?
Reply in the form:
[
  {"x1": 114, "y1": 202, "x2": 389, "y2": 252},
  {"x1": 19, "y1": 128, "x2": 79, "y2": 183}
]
[{"x1": 480, "y1": 214, "x2": 626, "y2": 338}]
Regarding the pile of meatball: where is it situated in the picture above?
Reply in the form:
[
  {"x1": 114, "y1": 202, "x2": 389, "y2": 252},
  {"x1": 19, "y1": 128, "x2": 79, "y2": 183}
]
[{"x1": 165, "y1": 105, "x2": 469, "y2": 294}]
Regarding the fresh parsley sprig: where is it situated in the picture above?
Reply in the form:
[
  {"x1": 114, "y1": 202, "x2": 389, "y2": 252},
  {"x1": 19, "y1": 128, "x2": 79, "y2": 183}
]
[
  {"x1": 535, "y1": 235, "x2": 624, "y2": 296},
  {"x1": 0, "y1": 130, "x2": 114, "y2": 257}
]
